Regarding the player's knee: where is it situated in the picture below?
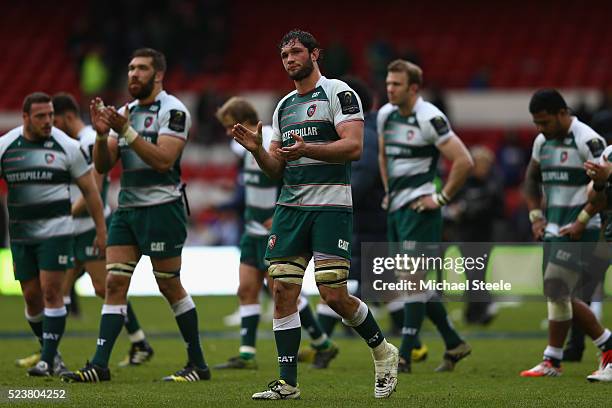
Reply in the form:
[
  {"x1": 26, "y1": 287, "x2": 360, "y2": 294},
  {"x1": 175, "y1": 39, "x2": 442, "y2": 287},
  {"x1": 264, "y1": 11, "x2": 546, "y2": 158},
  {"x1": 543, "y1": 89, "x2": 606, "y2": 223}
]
[
  {"x1": 547, "y1": 299, "x2": 572, "y2": 321},
  {"x1": 268, "y1": 257, "x2": 307, "y2": 286},
  {"x1": 41, "y1": 286, "x2": 62, "y2": 306},
  {"x1": 319, "y1": 289, "x2": 349, "y2": 312},
  {"x1": 314, "y1": 259, "x2": 349, "y2": 289},
  {"x1": 237, "y1": 283, "x2": 258, "y2": 303},
  {"x1": 105, "y1": 274, "x2": 129, "y2": 298},
  {"x1": 543, "y1": 277, "x2": 570, "y2": 300}
]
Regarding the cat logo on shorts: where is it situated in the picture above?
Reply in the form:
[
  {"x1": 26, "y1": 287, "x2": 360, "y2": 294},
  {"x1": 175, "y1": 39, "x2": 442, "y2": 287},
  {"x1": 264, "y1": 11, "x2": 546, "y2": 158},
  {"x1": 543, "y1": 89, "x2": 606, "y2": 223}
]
[
  {"x1": 268, "y1": 234, "x2": 277, "y2": 250},
  {"x1": 307, "y1": 104, "x2": 317, "y2": 117}
]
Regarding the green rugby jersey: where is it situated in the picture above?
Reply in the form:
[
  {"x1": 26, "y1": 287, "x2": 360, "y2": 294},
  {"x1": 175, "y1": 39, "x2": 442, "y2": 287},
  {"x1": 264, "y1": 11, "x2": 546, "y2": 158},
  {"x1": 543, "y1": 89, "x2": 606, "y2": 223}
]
[
  {"x1": 112, "y1": 90, "x2": 191, "y2": 208},
  {"x1": 0, "y1": 126, "x2": 90, "y2": 242},
  {"x1": 377, "y1": 97, "x2": 454, "y2": 212},
  {"x1": 237, "y1": 125, "x2": 279, "y2": 236},
  {"x1": 272, "y1": 76, "x2": 364, "y2": 212},
  {"x1": 531, "y1": 117, "x2": 606, "y2": 238},
  {"x1": 70, "y1": 125, "x2": 111, "y2": 235},
  {"x1": 599, "y1": 145, "x2": 612, "y2": 241}
]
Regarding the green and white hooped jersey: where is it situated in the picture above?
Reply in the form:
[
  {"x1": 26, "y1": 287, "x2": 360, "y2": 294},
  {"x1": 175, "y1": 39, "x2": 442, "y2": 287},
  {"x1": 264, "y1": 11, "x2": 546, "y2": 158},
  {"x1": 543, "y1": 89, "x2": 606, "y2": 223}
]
[
  {"x1": 377, "y1": 97, "x2": 454, "y2": 213},
  {"x1": 0, "y1": 126, "x2": 90, "y2": 242},
  {"x1": 233, "y1": 125, "x2": 279, "y2": 236},
  {"x1": 111, "y1": 90, "x2": 191, "y2": 208},
  {"x1": 70, "y1": 125, "x2": 111, "y2": 235},
  {"x1": 272, "y1": 76, "x2": 364, "y2": 212},
  {"x1": 599, "y1": 145, "x2": 612, "y2": 241},
  {"x1": 531, "y1": 117, "x2": 606, "y2": 238}
]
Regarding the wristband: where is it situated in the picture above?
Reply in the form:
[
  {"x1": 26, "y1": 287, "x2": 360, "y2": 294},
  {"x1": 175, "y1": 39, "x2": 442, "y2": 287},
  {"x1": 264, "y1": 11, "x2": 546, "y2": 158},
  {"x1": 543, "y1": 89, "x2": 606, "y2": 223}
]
[
  {"x1": 121, "y1": 126, "x2": 139, "y2": 144},
  {"x1": 529, "y1": 209, "x2": 544, "y2": 223},
  {"x1": 433, "y1": 191, "x2": 450, "y2": 207},
  {"x1": 577, "y1": 209, "x2": 591, "y2": 224}
]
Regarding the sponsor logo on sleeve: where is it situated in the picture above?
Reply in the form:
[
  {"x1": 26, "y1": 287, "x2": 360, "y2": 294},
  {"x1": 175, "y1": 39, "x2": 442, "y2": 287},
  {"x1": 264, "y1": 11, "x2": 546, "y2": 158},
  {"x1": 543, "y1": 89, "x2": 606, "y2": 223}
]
[
  {"x1": 587, "y1": 138, "x2": 605, "y2": 157},
  {"x1": 337, "y1": 91, "x2": 360, "y2": 115},
  {"x1": 430, "y1": 116, "x2": 450, "y2": 136},
  {"x1": 169, "y1": 109, "x2": 187, "y2": 132}
]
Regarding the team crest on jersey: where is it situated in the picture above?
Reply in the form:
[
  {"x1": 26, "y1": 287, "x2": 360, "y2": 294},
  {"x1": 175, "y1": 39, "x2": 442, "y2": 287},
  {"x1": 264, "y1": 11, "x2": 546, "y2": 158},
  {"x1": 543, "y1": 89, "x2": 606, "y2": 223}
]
[
  {"x1": 45, "y1": 153, "x2": 55, "y2": 164},
  {"x1": 144, "y1": 116, "x2": 154, "y2": 128},
  {"x1": 407, "y1": 130, "x2": 415, "y2": 140},
  {"x1": 307, "y1": 104, "x2": 317, "y2": 117},
  {"x1": 268, "y1": 234, "x2": 277, "y2": 250},
  {"x1": 560, "y1": 151, "x2": 568, "y2": 163}
]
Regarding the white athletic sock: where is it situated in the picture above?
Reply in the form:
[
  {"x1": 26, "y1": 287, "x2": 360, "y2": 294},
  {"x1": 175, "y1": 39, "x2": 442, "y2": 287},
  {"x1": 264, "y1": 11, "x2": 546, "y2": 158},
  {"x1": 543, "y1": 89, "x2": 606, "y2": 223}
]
[
  {"x1": 593, "y1": 329, "x2": 611, "y2": 349},
  {"x1": 372, "y1": 339, "x2": 391, "y2": 360},
  {"x1": 543, "y1": 345, "x2": 563, "y2": 361}
]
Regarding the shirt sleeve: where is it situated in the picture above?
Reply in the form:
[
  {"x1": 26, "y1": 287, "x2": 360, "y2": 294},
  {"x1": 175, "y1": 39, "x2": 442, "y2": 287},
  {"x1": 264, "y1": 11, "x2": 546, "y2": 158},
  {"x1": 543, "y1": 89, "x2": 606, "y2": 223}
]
[
  {"x1": 579, "y1": 134, "x2": 606, "y2": 162},
  {"x1": 423, "y1": 109, "x2": 454, "y2": 146},
  {"x1": 330, "y1": 81, "x2": 364, "y2": 127},
  {"x1": 271, "y1": 102, "x2": 282, "y2": 143},
  {"x1": 68, "y1": 141, "x2": 91, "y2": 179},
  {"x1": 531, "y1": 134, "x2": 546, "y2": 163},
  {"x1": 158, "y1": 102, "x2": 191, "y2": 140},
  {"x1": 599, "y1": 145, "x2": 612, "y2": 164}
]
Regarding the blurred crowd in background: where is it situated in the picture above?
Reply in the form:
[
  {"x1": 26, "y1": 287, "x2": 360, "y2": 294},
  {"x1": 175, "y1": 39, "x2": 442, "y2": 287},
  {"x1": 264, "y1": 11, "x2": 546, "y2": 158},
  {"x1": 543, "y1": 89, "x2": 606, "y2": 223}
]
[{"x1": 3, "y1": 0, "x2": 612, "y2": 248}]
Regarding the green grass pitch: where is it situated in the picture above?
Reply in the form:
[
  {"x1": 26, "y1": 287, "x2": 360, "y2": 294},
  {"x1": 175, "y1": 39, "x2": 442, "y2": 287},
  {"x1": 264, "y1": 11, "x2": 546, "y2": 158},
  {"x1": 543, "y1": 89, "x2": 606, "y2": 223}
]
[{"x1": 1, "y1": 295, "x2": 611, "y2": 406}]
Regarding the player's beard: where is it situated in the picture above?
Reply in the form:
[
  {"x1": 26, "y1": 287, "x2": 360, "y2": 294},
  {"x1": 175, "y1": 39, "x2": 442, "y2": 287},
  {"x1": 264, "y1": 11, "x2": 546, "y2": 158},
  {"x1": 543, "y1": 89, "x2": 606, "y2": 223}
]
[
  {"x1": 288, "y1": 58, "x2": 314, "y2": 81},
  {"x1": 27, "y1": 123, "x2": 51, "y2": 140},
  {"x1": 129, "y1": 74, "x2": 155, "y2": 100}
]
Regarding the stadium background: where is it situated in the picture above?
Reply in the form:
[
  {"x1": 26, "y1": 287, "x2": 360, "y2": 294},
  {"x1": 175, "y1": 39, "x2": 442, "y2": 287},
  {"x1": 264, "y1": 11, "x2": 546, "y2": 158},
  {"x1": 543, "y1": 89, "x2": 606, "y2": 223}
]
[{"x1": 1, "y1": 1, "x2": 612, "y2": 405}]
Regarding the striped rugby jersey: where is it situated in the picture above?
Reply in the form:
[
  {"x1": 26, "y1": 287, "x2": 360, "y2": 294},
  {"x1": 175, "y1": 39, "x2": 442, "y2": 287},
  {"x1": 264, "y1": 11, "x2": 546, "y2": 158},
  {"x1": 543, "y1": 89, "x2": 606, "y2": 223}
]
[
  {"x1": 111, "y1": 90, "x2": 190, "y2": 208},
  {"x1": 272, "y1": 76, "x2": 364, "y2": 211},
  {"x1": 377, "y1": 97, "x2": 454, "y2": 212},
  {"x1": 531, "y1": 117, "x2": 606, "y2": 238},
  {"x1": 69, "y1": 125, "x2": 112, "y2": 235},
  {"x1": 232, "y1": 125, "x2": 279, "y2": 236},
  {"x1": 0, "y1": 126, "x2": 90, "y2": 242}
]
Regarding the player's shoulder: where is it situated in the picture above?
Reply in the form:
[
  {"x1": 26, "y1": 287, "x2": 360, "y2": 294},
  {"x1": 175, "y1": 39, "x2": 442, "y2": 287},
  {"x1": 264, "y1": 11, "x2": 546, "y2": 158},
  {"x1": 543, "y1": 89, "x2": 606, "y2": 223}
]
[
  {"x1": 376, "y1": 103, "x2": 397, "y2": 128},
  {"x1": 157, "y1": 91, "x2": 189, "y2": 115},
  {"x1": 275, "y1": 90, "x2": 299, "y2": 111},
  {"x1": 414, "y1": 98, "x2": 446, "y2": 123},
  {"x1": 78, "y1": 125, "x2": 97, "y2": 148},
  {"x1": 0, "y1": 126, "x2": 23, "y2": 148},
  {"x1": 319, "y1": 76, "x2": 352, "y2": 94},
  {"x1": 572, "y1": 118, "x2": 604, "y2": 143},
  {"x1": 52, "y1": 127, "x2": 81, "y2": 151}
]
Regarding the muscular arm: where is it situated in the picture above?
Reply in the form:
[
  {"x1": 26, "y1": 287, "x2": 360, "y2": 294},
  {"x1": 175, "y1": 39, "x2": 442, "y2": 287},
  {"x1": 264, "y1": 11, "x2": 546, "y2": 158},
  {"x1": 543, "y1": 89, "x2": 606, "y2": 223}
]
[
  {"x1": 524, "y1": 159, "x2": 543, "y2": 210},
  {"x1": 93, "y1": 136, "x2": 119, "y2": 174},
  {"x1": 437, "y1": 135, "x2": 474, "y2": 198},
  {"x1": 300, "y1": 120, "x2": 363, "y2": 163},
  {"x1": 129, "y1": 135, "x2": 185, "y2": 173},
  {"x1": 252, "y1": 141, "x2": 286, "y2": 180},
  {"x1": 72, "y1": 169, "x2": 104, "y2": 216}
]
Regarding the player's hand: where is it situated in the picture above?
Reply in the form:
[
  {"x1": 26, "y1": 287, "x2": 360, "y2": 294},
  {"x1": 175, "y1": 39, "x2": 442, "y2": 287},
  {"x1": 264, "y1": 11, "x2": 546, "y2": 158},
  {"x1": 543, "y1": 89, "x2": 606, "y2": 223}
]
[
  {"x1": 107, "y1": 104, "x2": 130, "y2": 134},
  {"x1": 93, "y1": 229, "x2": 107, "y2": 259},
  {"x1": 410, "y1": 194, "x2": 439, "y2": 213},
  {"x1": 531, "y1": 218, "x2": 546, "y2": 241},
  {"x1": 279, "y1": 132, "x2": 307, "y2": 162},
  {"x1": 89, "y1": 98, "x2": 111, "y2": 135},
  {"x1": 381, "y1": 194, "x2": 389, "y2": 210},
  {"x1": 232, "y1": 121, "x2": 263, "y2": 153},
  {"x1": 584, "y1": 158, "x2": 611, "y2": 185},
  {"x1": 559, "y1": 220, "x2": 586, "y2": 241}
]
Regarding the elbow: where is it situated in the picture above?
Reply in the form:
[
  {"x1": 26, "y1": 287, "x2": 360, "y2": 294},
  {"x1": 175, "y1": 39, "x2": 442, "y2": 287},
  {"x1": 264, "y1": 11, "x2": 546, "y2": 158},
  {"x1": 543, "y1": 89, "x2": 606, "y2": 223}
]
[
  {"x1": 349, "y1": 143, "x2": 363, "y2": 161},
  {"x1": 153, "y1": 161, "x2": 173, "y2": 173}
]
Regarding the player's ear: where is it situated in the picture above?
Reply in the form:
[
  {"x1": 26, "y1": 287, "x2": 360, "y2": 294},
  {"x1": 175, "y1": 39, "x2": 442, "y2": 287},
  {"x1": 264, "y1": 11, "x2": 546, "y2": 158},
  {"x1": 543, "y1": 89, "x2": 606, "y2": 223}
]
[
  {"x1": 155, "y1": 70, "x2": 164, "y2": 83},
  {"x1": 311, "y1": 48, "x2": 320, "y2": 62}
]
